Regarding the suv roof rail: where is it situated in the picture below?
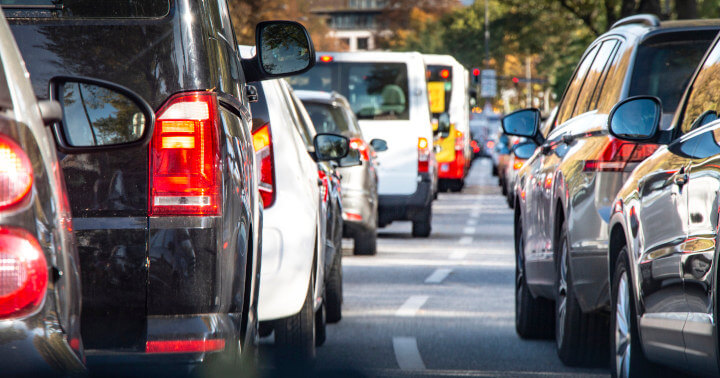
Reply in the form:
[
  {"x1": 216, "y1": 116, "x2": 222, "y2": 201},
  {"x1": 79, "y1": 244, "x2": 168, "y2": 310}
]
[{"x1": 611, "y1": 14, "x2": 661, "y2": 29}]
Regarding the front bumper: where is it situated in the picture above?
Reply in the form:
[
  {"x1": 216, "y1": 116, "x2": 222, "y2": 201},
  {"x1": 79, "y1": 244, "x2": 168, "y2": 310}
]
[{"x1": 570, "y1": 249, "x2": 609, "y2": 312}]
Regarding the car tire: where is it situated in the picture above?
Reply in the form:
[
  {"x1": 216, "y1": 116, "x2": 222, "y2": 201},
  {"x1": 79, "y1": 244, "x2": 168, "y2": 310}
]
[
  {"x1": 411, "y1": 206, "x2": 432, "y2": 238},
  {"x1": 273, "y1": 279, "x2": 316, "y2": 362},
  {"x1": 492, "y1": 164, "x2": 498, "y2": 176},
  {"x1": 515, "y1": 215, "x2": 554, "y2": 339},
  {"x1": 555, "y1": 223, "x2": 608, "y2": 366},
  {"x1": 611, "y1": 247, "x2": 658, "y2": 377},
  {"x1": 354, "y1": 228, "x2": 377, "y2": 256},
  {"x1": 325, "y1": 254, "x2": 343, "y2": 323},
  {"x1": 450, "y1": 179, "x2": 464, "y2": 192}
]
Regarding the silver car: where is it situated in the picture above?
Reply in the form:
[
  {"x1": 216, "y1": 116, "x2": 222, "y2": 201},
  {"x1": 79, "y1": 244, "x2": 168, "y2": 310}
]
[{"x1": 296, "y1": 90, "x2": 385, "y2": 255}]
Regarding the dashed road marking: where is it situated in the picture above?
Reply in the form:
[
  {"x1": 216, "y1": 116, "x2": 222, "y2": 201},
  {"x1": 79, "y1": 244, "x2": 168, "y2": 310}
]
[
  {"x1": 463, "y1": 227, "x2": 476, "y2": 235},
  {"x1": 395, "y1": 295, "x2": 429, "y2": 317},
  {"x1": 425, "y1": 268, "x2": 452, "y2": 284},
  {"x1": 449, "y1": 251, "x2": 467, "y2": 260},
  {"x1": 466, "y1": 218, "x2": 478, "y2": 226},
  {"x1": 393, "y1": 337, "x2": 426, "y2": 370},
  {"x1": 459, "y1": 236, "x2": 473, "y2": 245}
]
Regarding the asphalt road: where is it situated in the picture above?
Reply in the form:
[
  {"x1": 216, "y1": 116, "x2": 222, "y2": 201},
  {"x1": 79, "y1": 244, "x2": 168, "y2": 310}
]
[{"x1": 261, "y1": 159, "x2": 608, "y2": 378}]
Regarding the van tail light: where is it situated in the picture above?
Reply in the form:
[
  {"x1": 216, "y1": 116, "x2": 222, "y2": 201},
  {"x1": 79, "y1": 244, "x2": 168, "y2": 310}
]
[
  {"x1": 252, "y1": 123, "x2": 275, "y2": 208},
  {"x1": 0, "y1": 227, "x2": 48, "y2": 319},
  {"x1": 349, "y1": 138, "x2": 370, "y2": 161},
  {"x1": 317, "y1": 169, "x2": 329, "y2": 203},
  {"x1": 418, "y1": 137, "x2": 430, "y2": 173},
  {"x1": 513, "y1": 160, "x2": 524, "y2": 170},
  {"x1": 583, "y1": 138, "x2": 658, "y2": 172},
  {"x1": 454, "y1": 129, "x2": 464, "y2": 151},
  {"x1": 150, "y1": 92, "x2": 221, "y2": 216},
  {"x1": 0, "y1": 135, "x2": 32, "y2": 211}
]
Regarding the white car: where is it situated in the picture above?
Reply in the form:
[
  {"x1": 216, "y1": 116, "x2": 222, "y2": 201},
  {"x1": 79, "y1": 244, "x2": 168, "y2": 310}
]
[
  {"x1": 243, "y1": 44, "x2": 347, "y2": 359},
  {"x1": 288, "y1": 51, "x2": 437, "y2": 237}
]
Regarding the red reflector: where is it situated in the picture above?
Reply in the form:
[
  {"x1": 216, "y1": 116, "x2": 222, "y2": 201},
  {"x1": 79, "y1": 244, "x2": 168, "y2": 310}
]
[
  {"x1": 252, "y1": 123, "x2": 275, "y2": 208},
  {"x1": 319, "y1": 55, "x2": 333, "y2": 63},
  {"x1": 0, "y1": 227, "x2": 47, "y2": 319},
  {"x1": 150, "y1": 92, "x2": 221, "y2": 216},
  {"x1": 146, "y1": 339, "x2": 225, "y2": 354},
  {"x1": 0, "y1": 135, "x2": 33, "y2": 211},
  {"x1": 345, "y1": 211, "x2": 362, "y2": 221},
  {"x1": 584, "y1": 138, "x2": 658, "y2": 172}
]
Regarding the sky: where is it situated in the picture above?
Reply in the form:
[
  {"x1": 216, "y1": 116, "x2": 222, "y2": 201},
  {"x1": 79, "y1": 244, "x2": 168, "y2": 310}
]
[{"x1": 461, "y1": 0, "x2": 474, "y2": 4}]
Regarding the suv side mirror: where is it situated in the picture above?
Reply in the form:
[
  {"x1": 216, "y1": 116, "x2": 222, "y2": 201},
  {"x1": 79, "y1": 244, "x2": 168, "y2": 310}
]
[
  {"x1": 242, "y1": 21, "x2": 316, "y2": 82},
  {"x1": 502, "y1": 108, "x2": 542, "y2": 144},
  {"x1": 370, "y1": 138, "x2": 387, "y2": 152},
  {"x1": 314, "y1": 133, "x2": 349, "y2": 162},
  {"x1": 608, "y1": 96, "x2": 661, "y2": 142},
  {"x1": 49, "y1": 76, "x2": 155, "y2": 153}
]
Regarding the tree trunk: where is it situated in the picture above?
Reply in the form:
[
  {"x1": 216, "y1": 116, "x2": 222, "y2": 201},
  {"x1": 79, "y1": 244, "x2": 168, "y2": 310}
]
[
  {"x1": 676, "y1": 0, "x2": 698, "y2": 19},
  {"x1": 620, "y1": 0, "x2": 636, "y2": 18},
  {"x1": 638, "y1": 0, "x2": 661, "y2": 15}
]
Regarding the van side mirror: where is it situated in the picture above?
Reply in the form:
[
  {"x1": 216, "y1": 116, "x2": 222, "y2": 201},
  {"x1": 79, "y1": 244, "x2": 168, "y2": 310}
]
[
  {"x1": 608, "y1": 96, "x2": 661, "y2": 142},
  {"x1": 49, "y1": 76, "x2": 155, "y2": 153},
  {"x1": 242, "y1": 21, "x2": 316, "y2": 82},
  {"x1": 370, "y1": 138, "x2": 387, "y2": 152},
  {"x1": 502, "y1": 108, "x2": 542, "y2": 144}
]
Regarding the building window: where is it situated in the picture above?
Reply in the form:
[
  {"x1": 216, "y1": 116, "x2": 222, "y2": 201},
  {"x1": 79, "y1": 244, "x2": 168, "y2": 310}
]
[{"x1": 357, "y1": 37, "x2": 369, "y2": 50}]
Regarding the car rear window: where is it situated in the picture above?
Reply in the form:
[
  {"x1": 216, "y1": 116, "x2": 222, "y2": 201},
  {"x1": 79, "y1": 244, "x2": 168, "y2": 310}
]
[
  {"x1": 1, "y1": 0, "x2": 170, "y2": 18},
  {"x1": 304, "y1": 102, "x2": 351, "y2": 135},
  {"x1": 289, "y1": 61, "x2": 410, "y2": 121},
  {"x1": 629, "y1": 32, "x2": 715, "y2": 115}
]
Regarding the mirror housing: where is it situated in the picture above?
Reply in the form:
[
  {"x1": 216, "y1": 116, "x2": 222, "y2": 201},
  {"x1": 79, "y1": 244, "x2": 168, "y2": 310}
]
[
  {"x1": 502, "y1": 108, "x2": 543, "y2": 145},
  {"x1": 242, "y1": 21, "x2": 316, "y2": 82},
  {"x1": 512, "y1": 141, "x2": 537, "y2": 160},
  {"x1": 608, "y1": 96, "x2": 662, "y2": 142},
  {"x1": 48, "y1": 76, "x2": 155, "y2": 154},
  {"x1": 370, "y1": 138, "x2": 387, "y2": 152},
  {"x1": 314, "y1": 133, "x2": 349, "y2": 162},
  {"x1": 689, "y1": 110, "x2": 718, "y2": 131}
]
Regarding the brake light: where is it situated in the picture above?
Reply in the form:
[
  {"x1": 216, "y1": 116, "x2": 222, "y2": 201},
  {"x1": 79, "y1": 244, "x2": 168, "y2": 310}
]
[
  {"x1": 0, "y1": 227, "x2": 47, "y2": 319},
  {"x1": 486, "y1": 140, "x2": 495, "y2": 149},
  {"x1": 318, "y1": 169, "x2": 329, "y2": 203},
  {"x1": 455, "y1": 130, "x2": 464, "y2": 151},
  {"x1": 319, "y1": 55, "x2": 333, "y2": 63},
  {"x1": 583, "y1": 138, "x2": 658, "y2": 172},
  {"x1": 513, "y1": 160, "x2": 524, "y2": 170},
  {"x1": 252, "y1": 124, "x2": 275, "y2": 208},
  {"x1": 150, "y1": 92, "x2": 221, "y2": 216},
  {"x1": 146, "y1": 339, "x2": 225, "y2": 354},
  {"x1": 418, "y1": 137, "x2": 430, "y2": 173},
  {"x1": 350, "y1": 138, "x2": 370, "y2": 161},
  {"x1": 440, "y1": 69, "x2": 450, "y2": 79},
  {"x1": 0, "y1": 135, "x2": 32, "y2": 211}
]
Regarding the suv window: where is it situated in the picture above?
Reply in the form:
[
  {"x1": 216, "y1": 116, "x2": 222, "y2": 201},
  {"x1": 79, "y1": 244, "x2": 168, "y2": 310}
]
[
  {"x1": 575, "y1": 40, "x2": 619, "y2": 115},
  {"x1": 630, "y1": 33, "x2": 715, "y2": 118},
  {"x1": 556, "y1": 45, "x2": 599, "y2": 125},
  {"x1": 1, "y1": 0, "x2": 170, "y2": 17},
  {"x1": 679, "y1": 40, "x2": 720, "y2": 134}
]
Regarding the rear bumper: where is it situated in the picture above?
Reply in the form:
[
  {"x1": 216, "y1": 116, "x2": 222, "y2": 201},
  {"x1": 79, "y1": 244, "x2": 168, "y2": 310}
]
[
  {"x1": 378, "y1": 173, "x2": 432, "y2": 225},
  {"x1": 438, "y1": 151, "x2": 465, "y2": 179},
  {"x1": 341, "y1": 189, "x2": 375, "y2": 237}
]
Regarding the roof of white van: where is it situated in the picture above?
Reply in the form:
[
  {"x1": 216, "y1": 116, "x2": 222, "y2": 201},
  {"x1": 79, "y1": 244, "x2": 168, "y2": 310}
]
[
  {"x1": 422, "y1": 53, "x2": 461, "y2": 66},
  {"x1": 317, "y1": 51, "x2": 424, "y2": 63}
]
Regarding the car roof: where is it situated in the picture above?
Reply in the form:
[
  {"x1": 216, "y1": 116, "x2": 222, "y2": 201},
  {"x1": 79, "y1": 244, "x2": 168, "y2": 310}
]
[
  {"x1": 316, "y1": 50, "x2": 423, "y2": 63},
  {"x1": 295, "y1": 90, "x2": 350, "y2": 108},
  {"x1": 607, "y1": 18, "x2": 720, "y2": 39}
]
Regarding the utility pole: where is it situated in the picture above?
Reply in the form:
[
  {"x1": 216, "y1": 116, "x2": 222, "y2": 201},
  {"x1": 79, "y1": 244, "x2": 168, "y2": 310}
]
[
  {"x1": 526, "y1": 56, "x2": 532, "y2": 107},
  {"x1": 484, "y1": 0, "x2": 489, "y2": 67}
]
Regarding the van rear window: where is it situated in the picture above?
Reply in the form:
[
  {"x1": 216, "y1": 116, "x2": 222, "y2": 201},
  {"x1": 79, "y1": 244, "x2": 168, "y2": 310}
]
[{"x1": 1, "y1": 0, "x2": 170, "y2": 18}]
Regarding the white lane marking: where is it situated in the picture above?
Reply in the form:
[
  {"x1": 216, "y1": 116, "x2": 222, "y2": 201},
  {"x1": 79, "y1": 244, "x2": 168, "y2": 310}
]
[
  {"x1": 395, "y1": 295, "x2": 429, "y2": 317},
  {"x1": 466, "y1": 218, "x2": 478, "y2": 226},
  {"x1": 424, "y1": 268, "x2": 452, "y2": 284},
  {"x1": 459, "y1": 236, "x2": 473, "y2": 245},
  {"x1": 449, "y1": 251, "x2": 467, "y2": 260},
  {"x1": 470, "y1": 209, "x2": 481, "y2": 217},
  {"x1": 393, "y1": 337, "x2": 426, "y2": 371},
  {"x1": 463, "y1": 227, "x2": 476, "y2": 235}
]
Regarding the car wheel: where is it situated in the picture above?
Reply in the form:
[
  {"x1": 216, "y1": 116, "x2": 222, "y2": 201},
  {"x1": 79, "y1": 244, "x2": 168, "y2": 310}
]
[
  {"x1": 450, "y1": 179, "x2": 464, "y2": 192},
  {"x1": 411, "y1": 206, "x2": 432, "y2": 238},
  {"x1": 555, "y1": 223, "x2": 608, "y2": 366},
  {"x1": 611, "y1": 247, "x2": 657, "y2": 377},
  {"x1": 515, "y1": 215, "x2": 554, "y2": 339},
  {"x1": 273, "y1": 279, "x2": 316, "y2": 362},
  {"x1": 354, "y1": 228, "x2": 377, "y2": 255},
  {"x1": 325, "y1": 253, "x2": 343, "y2": 323}
]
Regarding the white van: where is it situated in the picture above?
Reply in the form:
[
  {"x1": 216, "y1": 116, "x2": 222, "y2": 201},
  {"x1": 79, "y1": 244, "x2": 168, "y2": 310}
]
[
  {"x1": 288, "y1": 51, "x2": 436, "y2": 237},
  {"x1": 422, "y1": 54, "x2": 471, "y2": 191}
]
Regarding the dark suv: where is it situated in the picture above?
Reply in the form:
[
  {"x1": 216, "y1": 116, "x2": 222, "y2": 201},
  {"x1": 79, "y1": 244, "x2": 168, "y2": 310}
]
[
  {"x1": 4, "y1": 0, "x2": 315, "y2": 372},
  {"x1": 503, "y1": 14, "x2": 720, "y2": 366}
]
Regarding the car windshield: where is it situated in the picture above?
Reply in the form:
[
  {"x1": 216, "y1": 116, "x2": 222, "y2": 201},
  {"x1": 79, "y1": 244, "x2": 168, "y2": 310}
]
[
  {"x1": 629, "y1": 34, "x2": 714, "y2": 115},
  {"x1": 288, "y1": 61, "x2": 410, "y2": 121},
  {"x1": 0, "y1": 0, "x2": 170, "y2": 17},
  {"x1": 304, "y1": 102, "x2": 352, "y2": 135}
]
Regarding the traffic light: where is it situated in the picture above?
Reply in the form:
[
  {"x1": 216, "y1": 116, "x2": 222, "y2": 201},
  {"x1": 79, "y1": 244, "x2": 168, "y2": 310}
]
[{"x1": 472, "y1": 68, "x2": 480, "y2": 85}]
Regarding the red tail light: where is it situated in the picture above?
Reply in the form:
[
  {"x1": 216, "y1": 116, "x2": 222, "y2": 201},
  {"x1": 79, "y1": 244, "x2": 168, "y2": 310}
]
[
  {"x1": 0, "y1": 135, "x2": 32, "y2": 211},
  {"x1": 513, "y1": 160, "x2": 524, "y2": 170},
  {"x1": 350, "y1": 138, "x2": 370, "y2": 161},
  {"x1": 146, "y1": 339, "x2": 225, "y2": 354},
  {"x1": 317, "y1": 169, "x2": 329, "y2": 203},
  {"x1": 0, "y1": 227, "x2": 48, "y2": 319},
  {"x1": 252, "y1": 123, "x2": 275, "y2": 208},
  {"x1": 418, "y1": 137, "x2": 430, "y2": 173},
  {"x1": 583, "y1": 138, "x2": 658, "y2": 172},
  {"x1": 150, "y1": 92, "x2": 221, "y2": 216},
  {"x1": 454, "y1": 130, "x2": 464, "y2": 151}
]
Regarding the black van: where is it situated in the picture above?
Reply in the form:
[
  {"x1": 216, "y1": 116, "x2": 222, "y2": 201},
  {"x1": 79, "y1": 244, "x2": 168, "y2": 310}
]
[{"x1": 4, "y1": 0, "x2": 315, "y2": 372}]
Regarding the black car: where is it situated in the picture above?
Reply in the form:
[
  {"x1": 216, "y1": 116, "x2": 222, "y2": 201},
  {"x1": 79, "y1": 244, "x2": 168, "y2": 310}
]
[
  {"x1": 608, "y1": 29, "x2": 720, "y2": 377},
  {"x1": 4, "y1": 0, "x2": 315, "y2": 372}
]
